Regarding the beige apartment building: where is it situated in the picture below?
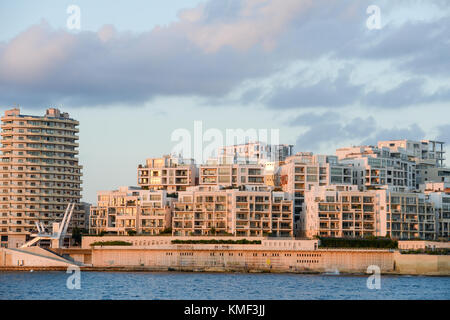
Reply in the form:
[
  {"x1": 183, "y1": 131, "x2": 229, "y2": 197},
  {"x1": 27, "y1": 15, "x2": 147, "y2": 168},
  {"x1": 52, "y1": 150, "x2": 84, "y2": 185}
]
[
  {"x1": 337, "y1": 145, "x2": 417, "y2": 190},
  {"x1": 305, "y1": 185, "x2": 437, "y2": 240},
  {"x1": 263, "y1": 161, "x2": 282, "y2": 187},
  {"x1": 89, "y1": 186, "x2": 173, "y2": 235},
  {"x1": 304, "y1": 185, "x2": 378, "y2": 238},
  {"x1": 280, "y1": 152, "x2": 353, "y2": 235},
  {"x1": 137, "y1": 155, "x2": 197, "y2": 192},
  {"x1": 199, "y1": 161, "x2": 265, "y2": 187},
  {"x1": 0, "y1": 108, "x2": 84, "y2": 248},
  {"x1": 378, "y1": 188, "x2": 436, "y2": 240},
  {"x1": 424, "y1": 183, "x2": 450, "y2": 239},
  {"x1": 172, "y1": 185, "x2": 293, "y2": 237}
]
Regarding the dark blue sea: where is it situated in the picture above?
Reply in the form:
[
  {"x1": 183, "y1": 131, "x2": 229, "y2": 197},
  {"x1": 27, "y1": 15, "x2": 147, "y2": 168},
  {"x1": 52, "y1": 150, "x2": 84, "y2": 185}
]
[{"x1": 0, "y1": 271, "x2": 448, "y2": 300}]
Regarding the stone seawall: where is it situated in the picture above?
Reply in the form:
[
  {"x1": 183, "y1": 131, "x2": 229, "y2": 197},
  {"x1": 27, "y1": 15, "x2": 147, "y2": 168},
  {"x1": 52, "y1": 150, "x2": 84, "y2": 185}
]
[
  {"x1": 91, "y1": 246, "x2": 395, "y2": 274},
  {"x1": 393, "y1": 252, "x2": 450, "y2": 276}
]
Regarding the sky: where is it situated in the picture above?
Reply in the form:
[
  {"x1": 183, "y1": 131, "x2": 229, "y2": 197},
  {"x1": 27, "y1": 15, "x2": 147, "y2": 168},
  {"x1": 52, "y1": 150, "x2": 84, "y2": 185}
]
[{"x1": 1, "y1": 0, "x2": 449, "y2": 204}]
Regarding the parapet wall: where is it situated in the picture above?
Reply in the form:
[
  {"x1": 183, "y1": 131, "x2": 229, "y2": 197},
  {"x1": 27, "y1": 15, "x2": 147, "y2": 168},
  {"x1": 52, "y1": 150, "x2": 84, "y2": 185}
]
[{"x1": 82, "y1": 236, "x2": 318, "y2": 250}]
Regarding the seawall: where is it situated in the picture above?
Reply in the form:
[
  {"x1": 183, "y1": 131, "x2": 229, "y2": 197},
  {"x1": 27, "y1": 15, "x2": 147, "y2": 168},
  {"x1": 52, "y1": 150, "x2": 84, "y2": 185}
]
[
  {"x1": 2, "y1": 236, "x2": 449, "y2": 275},
  {"x1": 90, "y1": 245, "x2": 395, "y2": 274}
]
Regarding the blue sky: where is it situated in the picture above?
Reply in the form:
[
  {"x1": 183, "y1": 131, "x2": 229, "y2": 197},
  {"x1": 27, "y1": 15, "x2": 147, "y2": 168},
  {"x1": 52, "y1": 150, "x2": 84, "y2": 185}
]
[{"x1": 1, "y1": 0, "x2": 449, "y2": 203}]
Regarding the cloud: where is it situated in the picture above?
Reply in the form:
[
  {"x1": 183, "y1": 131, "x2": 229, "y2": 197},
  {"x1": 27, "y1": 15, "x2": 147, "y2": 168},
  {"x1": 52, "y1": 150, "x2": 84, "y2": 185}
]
[
  {"x1": 360, "y1": 123, "x2": 426, "y2": 146},
  {"x1": 0, "y1": 0, "x2": 449, "y2": 110},
  {"x1": 350, "y1": 16, "x2": 450, "y2": 77},
  {"x1": 267, "y1": 70, "x2": 363, "y2": 109},
  {"x1": 362, "y1": 79, "x2": 450, "y2": 108},
  {"x1": 288, "y1": 111, "x2": 430, "y2": 153},
  {"x1": 0, "y1": 20, "x2": 277, "y2": 107},
  {"x1": 182, "y1": 0, "x2": 315, "y2": 52},
  {"x1": 437, "y1": 124, "x2": 450, "y2": 144},
  {"x1": 289, "y1": 112, "x2": 377, "y2": 151}
]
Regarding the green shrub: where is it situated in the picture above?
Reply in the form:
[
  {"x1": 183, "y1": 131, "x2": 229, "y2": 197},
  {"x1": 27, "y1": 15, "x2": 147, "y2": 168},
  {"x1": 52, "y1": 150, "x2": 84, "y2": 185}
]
[
  {"x1": 401, "y1": 248, "x2": 450, "y2": 255},
  {"x1": 160, "y1": 227, "x2": 172, "y2": 235},
  {"x1": 90, "y1": 241, "x2": 132, "y2": 246},
  {"x1": 318, "y1": 237, "x2": 398, "y2": 249},
  {"x1": 127, "y1": 230, "x2": 137, "y2": 236},
  {"x1": 171, "y1": 239, "x2": 261, "y2": 245}
]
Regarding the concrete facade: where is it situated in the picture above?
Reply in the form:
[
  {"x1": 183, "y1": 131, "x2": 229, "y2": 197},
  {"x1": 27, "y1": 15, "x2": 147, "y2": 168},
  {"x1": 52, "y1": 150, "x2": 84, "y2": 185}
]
[
  {"x1": 89, "y1": 187, "x2": 173, "y2": 235},
  {"x1": 0, "y1": 108, "x2": 83, "y2": 249},
  {"x1": 280, "y1": 152, "x2": 353, "y2": 235},
  {"x1": 218, "y1": 142, "x2": 293, "y2": 163},
  {"x1": 172, "y1": 185, "x2": 293, "y2": 237},
  {"x1": 137, "y1": 155, "x2": 197, "y2": 192},
  {"x1": 199, "y1": 163, "x2": 265, "y2": 187}
]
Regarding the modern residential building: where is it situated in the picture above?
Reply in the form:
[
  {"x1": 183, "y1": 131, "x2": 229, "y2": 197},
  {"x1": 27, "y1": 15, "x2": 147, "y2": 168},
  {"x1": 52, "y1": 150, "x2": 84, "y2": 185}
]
[
  {"x1": 199, "y1": 162, "x2": 265, "y2": 187},
  {"x1": 263, "y1": 161, "x2": 281, "y2": 187},
  {"x1": 418, "y1": 167, "x2": 450, "y2": 184},
  {"x1": 304, "y1": 185, "x2": 378, "y2": 238},
  {"x1": 137, "y1": 155, "x2": 197, "y2": 193},
  {"x1": 304, "y1": 185, "x2": 437, "y2": 240},
  {"x1": 378, "y1": 140, "x2": 447, "y2": 187},
  {"x1": 423, "y1": 183, "x2": 450, "y2": 239},
  {"x1": 378, "y1": 140, "x2": 445, "y2": 168},
  {"x1": 280, "y1": 152, "x2": 353, "y2": 235},
  {"x1": 92, "y1": 139, "x2": 449, "y2": 242},
  {"x1": 377, "y1": 188, "x2": 437, "y2": 240},
  {"x1": 337, "y1": 145, "x2": 417, "y2": 191},
  {"x1": 172, "y1": 185, "x2": 293, "y2": 237},
  {"x1": 218, "y1": 141, "x2": 293, "y2": 163},
  {"x1": 89, "y1": 186, "x2": 174, "y2": 235},
  {"x1": 81, "y1": 201, "x2": 91, "y2": 231},
  {"x1": 0, "y1": 107, "x2": 83, "y2": 248}
]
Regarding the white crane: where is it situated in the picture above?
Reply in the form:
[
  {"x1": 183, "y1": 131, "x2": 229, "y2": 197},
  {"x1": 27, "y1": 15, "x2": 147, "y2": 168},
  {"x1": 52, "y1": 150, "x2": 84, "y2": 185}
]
[{"x1": 21, "y1": 203, "x2": 76, "y2": 248}]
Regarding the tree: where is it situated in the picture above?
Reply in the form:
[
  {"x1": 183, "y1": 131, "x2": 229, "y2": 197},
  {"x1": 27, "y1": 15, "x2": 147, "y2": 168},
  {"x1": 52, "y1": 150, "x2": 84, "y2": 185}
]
[
  {"x1": 160, "y1": 227, "x2": 172, "y2": 235},
  {"x1": 71, "y1": 227, "x2": 82, "y2": 246},
  {"x1": 127, "y1": 229, "x2": 137, "y2": 236}
]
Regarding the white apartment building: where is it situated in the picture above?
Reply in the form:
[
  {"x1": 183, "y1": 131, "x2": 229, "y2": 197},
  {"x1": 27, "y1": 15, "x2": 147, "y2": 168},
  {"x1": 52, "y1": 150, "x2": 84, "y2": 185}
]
[
  {"x1": 89, "y1": 186, "x2": 174, "y2": 235},
  {"x1": 304, "y1": 185, "x2": 378, "y2": 238},
  {"x1": 378, "y1": 139, "x2": 445, "y2": 168},
  {"x1": 0, "y1": 108, "x2": 83, "y2": 248},
  {"x1": 423, "y1": 183, "x2": 450, "y2": 239},
  {"x1": 137, "y1": 155, "x2": 197, "y2": 192},
  {"x1": 418, "y1": 167, "x2": 450, "y2": 185},
  {"x1": 378, "y1": 140, "x2": 448, "y2": 187},
  {"x1": 218, "y1": 142, "x2": 293, "y2": 163},
  {"x1": 305, "y1": 185, "x2": 437, "y2": 240},
  {"x1": 337, "y1": 146, "x2": 416, "y2": 191},
  {"x1": 280, "y1": 152, "x2": 353, "y2": 236},
  {"x1": 172, "y1": 185, "x2": 293, "y2": 237}
]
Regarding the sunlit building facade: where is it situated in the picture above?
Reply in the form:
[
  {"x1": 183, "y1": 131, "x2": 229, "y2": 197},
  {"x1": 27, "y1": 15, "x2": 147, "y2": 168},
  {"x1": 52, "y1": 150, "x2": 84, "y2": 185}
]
[
  {"x1": 137, "y1": 155, "x2": 197, "y2": 193},
  {"x1": 0, "y1": 108, "x2": 83, "y2": 248},
  {"x1": 89, "y1": 186, "x2": 173, "y2": 235},
  {"x1": 172, "y1": 185, "x2": 293, "y2": 237}
]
